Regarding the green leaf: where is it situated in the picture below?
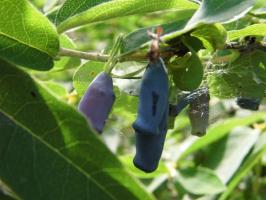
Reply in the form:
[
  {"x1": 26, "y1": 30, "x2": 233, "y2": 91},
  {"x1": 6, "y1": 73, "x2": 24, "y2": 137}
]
[
  {"x1": 218, "y1": 133, "x2": 266, "y2": 200},
  {"x1": 112, "y1": 87, "x2": 138, "y2": 119},
  {"x1": 191, "y1": 24, "x2": 227, "y2": 51},
  {"x1": 57, "y1": 0, "x2": 198, "y2": 33},
  {"x1": 53, "y1": 35, "x2": 81, "y2": 71},
  {"x1": 0, "y1": 191, "x2": 16, "y2": 200},
  {"x1": 228, "y1": 24, "x2": 266, "y2": 41},
  {"x1": 162, "y1": 0, "x2": 254, "y2": 41},
  {"x1": 41, "y1": 81, "x2": 68, "y2": 100},
  {"x1": 178, "y1": 112, "x2": 266, "y2": 161},
  {"x1": 29, "y1": 0, "x2": 47, "y2": 9},
  {"x1": 53, "y1": 0, "x2": 111, "y2": 25},
  {"x1": 123, "y1": 0, "x2": 251, "y2": 55},
  {"x1": 73, "y1": 61, "x2": 104, "y2": 96},
  {"x1": 208, "y1": 50, "x2": 266, "y2": 99},
  {"x1": 0, "y1": 60, "x2": 154, "y2": 200},
  {"x1": 119, "y1": 155, "x2": 168, "y2": 179},
  {"x1": 175, "y1": 167, "x2": 226, "y2": 195},
  {"x1": 0, "y1": 0, "x2": 59, "y2": 70},
  {"x1": 253, "y1": 0, "x2": 266, "y2": 9},
  {"x1": 172, "y1": 37, "x2": 203, "y2": 91},
  {"x1": 185, "y1": 0, "x2": 254, "y2": 29},
  {"x1": 121, "y1": 11, "x2": 194, "y2": 55},
  {"x1": 203, "y1": 127, "x2": 259, "y2": 183}
]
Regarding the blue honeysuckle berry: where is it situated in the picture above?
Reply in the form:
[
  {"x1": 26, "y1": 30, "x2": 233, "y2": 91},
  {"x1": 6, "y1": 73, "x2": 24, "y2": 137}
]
[
  {"x1": 133, "y1": 58, "x2": 168, "y2": 135},
  {"x1": 133, "y1": 105, "x2": 168, "y2": 173},
  {"x1": 78, "y1": 72, "x2": 115, "y2": 133},
  {"x1": 236, "y1": 97, "x2": 261, "y2": 111}
]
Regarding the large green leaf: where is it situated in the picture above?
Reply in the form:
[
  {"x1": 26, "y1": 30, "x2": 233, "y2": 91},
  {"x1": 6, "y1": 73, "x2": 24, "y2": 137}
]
[
  {"x1": 228, "y1": 24, "x2": 266, "y2": 41},
  {"x1": 0, "y1": 0, "x2": 59, "y2": 70},
  {"x1": 178, "y1": 112, "x2": 266, "y2": 161},
  {"x1": 0, "y1": 60, "x2": 154, "y2": 200},
  {"x1": 219, "y1": 133, "x2": 266, "y2": 200},
  {"x1": 162, "y1": 0, "x2": 254, "y2": 41},
  {"x1": 53, "y1": 0, "x2": 111, "y2": 25},
  {"x1": 208, "y1": 50, "x2": 266, "y2": 99},
  {"x1": 56, "y1": 0, "x2": 198, "y2": 33},
  {"x1": 175, "y1": 167, "x2": 226, "y2": 195},
  {"x1": 203, "y1": 127, "x2": 259, "y2": 183},
  {"x1": 185, "y1": 0, "x2": 254, "y2": 29}
]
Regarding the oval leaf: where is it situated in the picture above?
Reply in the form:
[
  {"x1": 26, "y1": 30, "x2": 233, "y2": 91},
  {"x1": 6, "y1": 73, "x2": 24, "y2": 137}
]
[
  {"x1": 0, "y1": 60, "x2": 154, "y2": 200},
  {"x1": 203, "y1": 127, "x2": 259, "y2": 183},
  {"x1": 178, "y1": 112, "x2": 266, "y2": 161},
  {"x1": 53, "y1": 0, "x2": 111, "y2": 25},
  {"x1": 175, "y1": 167, "x2": 226, "y2": 195},
  {"x1": 0, "y1": 0, "x2": 59, "y2": 70},
  {"x1": 57, "y1": 0, "x2": 198, "y2": 33}
]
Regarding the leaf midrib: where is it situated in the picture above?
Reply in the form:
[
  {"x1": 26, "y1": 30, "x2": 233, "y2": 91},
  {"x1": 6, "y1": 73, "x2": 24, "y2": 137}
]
[
  {"x1": 0, "y1": 31, "x2": 54, "y2": 59},
  {"x1": 0, "y1": 109, "x2": 118, "y2": 200}
]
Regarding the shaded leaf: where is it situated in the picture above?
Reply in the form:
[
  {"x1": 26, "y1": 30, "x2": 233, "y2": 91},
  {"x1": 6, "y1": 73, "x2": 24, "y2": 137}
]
[
  {"x1": 178, "y1": 112, "x2": 266, "y2": 161},
  {"x1": 172, "y1": 37, "x2": 203, "y2": 91},
  {"x1": 0, "y1": 59, "x2": 154, "y2": 200},
  {"x1": 185, "y1": 0, "x2": 254, "y2": 29},
  {"x1": 163, "y1": 0, "x2": 254, "y2": 41},
  {"x1": 175, "y1": 167, "x2": 226, "y2": 195},
  {"x1": 219, "y1": 133, "x2": 266, "y2": 200},
  {"x1": 203, "y1": 127, "x2": 259, "y2": 183},
  {"x1": 0, "y1": 0, "x2": 59, "y2": 70},
  {"x1": 191, "y1": 24, "x2": 227, "y2": 51},
  {"x1": 57, "y1": 0, "x2": 198, "y2": 33},
  {"x1": 208, "y1": 50, "x2": 266, "y2": 99}
]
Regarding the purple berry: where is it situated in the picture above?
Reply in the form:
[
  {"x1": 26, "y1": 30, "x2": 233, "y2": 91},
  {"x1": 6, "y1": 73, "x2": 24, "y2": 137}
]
[{"x1": 78, "y1": 72, "x2": 115, "y2": 133}]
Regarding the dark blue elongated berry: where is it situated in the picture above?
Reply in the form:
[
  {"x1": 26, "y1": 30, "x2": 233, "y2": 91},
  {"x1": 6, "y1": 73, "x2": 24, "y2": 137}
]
[
  {"x1": 133, "y1": 105, "x2": 168, "y2": 173},
  {"x1": 188, "y1": 88, "x2": 210, "y2": 136},
  {"x1": 236, "y1": 97, "x2": 261, "y2": 111},
  {"x1": 133, "y1": 59, "x2": 168, "y2": 135},
  {"x1": 78, "y1": 72, "x2": 115, "y2": 133}
]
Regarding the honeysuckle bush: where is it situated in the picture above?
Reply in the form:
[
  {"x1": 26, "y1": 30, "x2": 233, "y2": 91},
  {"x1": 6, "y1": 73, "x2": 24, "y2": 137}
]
[{"x1": 0, "y1": 0, "x2": 266, "y2": 199}]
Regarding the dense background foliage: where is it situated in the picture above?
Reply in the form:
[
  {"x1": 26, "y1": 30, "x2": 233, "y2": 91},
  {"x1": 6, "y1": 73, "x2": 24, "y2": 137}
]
[{"x1": 0, "y1": 0, "x2": 266, "y2": 199}]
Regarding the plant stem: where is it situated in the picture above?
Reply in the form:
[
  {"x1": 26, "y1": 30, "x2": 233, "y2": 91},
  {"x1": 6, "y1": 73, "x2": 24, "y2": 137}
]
[
  {"x1": 58, "y1": 48, "x2": 174, "y2": 63},
  {"x1": 59, "y1": 48, "x2": 109, "y2": 62},
  {"x1": 59, "y1": 42, "x2": 266, "y2": 63}
]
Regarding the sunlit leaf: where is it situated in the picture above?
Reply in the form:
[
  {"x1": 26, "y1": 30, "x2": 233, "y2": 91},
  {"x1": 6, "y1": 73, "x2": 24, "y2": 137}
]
[
  {"x1": 0, "y1": 0, "x2": 59, "y2": 70},
  {"x1": 56, "y1": 0, "x2": 198, "y2": 33}
]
